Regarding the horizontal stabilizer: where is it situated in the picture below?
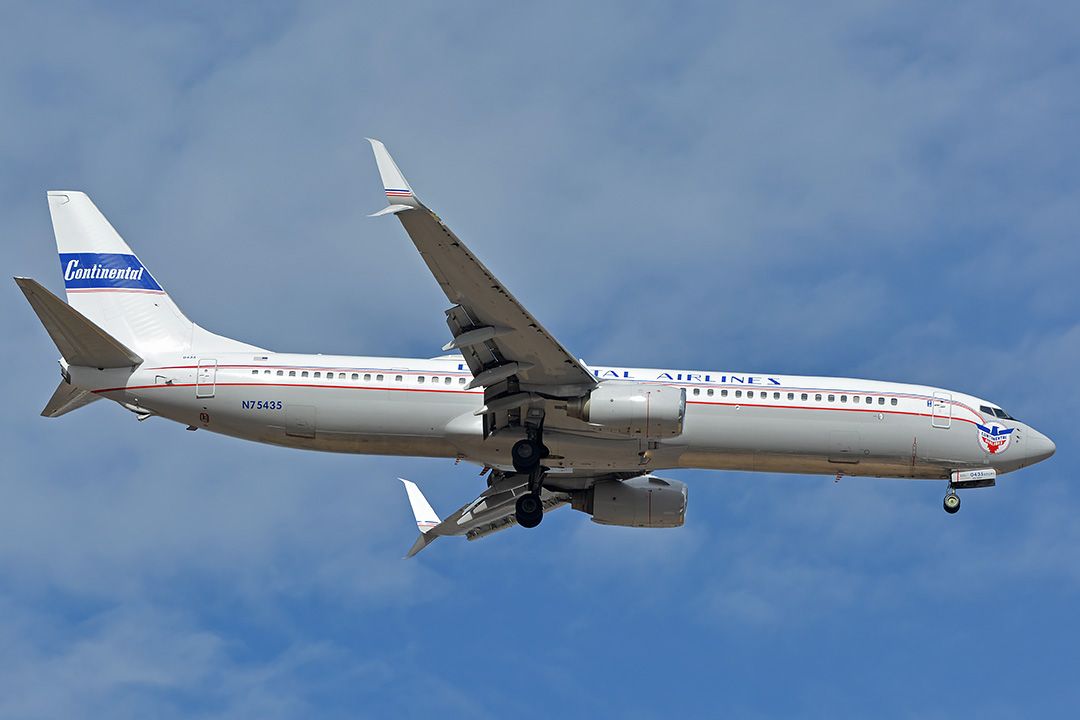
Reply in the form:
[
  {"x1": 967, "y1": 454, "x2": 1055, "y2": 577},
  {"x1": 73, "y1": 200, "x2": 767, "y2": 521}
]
[
  {"x1": 15, "y1": 277, "x2": 142, "y2": 368},
  {"x1": 41, "y1": 380, "x2": 100, "y2": 418}
]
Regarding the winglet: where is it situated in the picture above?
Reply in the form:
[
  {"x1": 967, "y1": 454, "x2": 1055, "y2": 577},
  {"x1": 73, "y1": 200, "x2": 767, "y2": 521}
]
[
  {"x1": 399, "y1": 478, "x2": 441, "y2": 558},
  {"x1": 368, "y1": 139, "x2": 420, "y2": 210}
]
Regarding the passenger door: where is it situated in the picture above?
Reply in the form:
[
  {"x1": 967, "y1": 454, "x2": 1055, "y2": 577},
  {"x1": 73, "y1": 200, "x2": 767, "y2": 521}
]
[
  {"x1": 931, "y1": 391, "x2": 952, "y2": 429},
  {"x1": 195, "y1": 359, "x2": 217, "y2": 398}
]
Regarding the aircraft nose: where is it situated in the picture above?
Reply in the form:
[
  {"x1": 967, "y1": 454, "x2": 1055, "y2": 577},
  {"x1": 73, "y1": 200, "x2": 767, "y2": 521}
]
[{"x1": 1025, "y1": 428, "x2": 1056, "y2": 464}]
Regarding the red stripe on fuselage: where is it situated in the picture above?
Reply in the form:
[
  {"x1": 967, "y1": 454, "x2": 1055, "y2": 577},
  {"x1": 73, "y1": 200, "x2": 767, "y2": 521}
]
[{"x1": 88, "y1": 382, "x2": 979, "y2": 426}]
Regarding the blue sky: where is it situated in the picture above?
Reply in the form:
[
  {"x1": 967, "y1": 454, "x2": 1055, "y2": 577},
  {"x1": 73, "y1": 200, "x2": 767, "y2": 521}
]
[{"x1": 2, "y1": 2, "x2": 1078, "y2": 717}]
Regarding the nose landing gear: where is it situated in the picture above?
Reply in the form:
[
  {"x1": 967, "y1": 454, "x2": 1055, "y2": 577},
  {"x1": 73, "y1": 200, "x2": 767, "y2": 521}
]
[{"x1": 943, "y1": 488, "x2": 961, "y2": 514}]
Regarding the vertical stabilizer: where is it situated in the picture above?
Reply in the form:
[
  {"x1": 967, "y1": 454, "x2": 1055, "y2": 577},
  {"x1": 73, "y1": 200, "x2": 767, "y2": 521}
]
[{"x1": 47, "y1": 191, "x2": 263, "y2": 356}]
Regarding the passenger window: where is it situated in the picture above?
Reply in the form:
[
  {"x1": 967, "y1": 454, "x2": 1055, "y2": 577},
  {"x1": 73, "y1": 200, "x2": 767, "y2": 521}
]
[
  {"x1": 264, "y1": 370, "x2": 271, "y2": 375},
  {"x1": 707, "y1": 388, "x2": 714, "y2": 397},
  {"x1": 878, "y1": 397, "x2": 884, "y2": 405},
  {"x1": 395, "y1": 375, "x2": 403, "y2": 382},
  {"x1": 431, "y1": 377, "x2": 438, "y2": 384},
  {"x1": 301, "y1": 371, "x2": 309, "y2": 378},
  {"x1": 787, "y1": 393, "x2": 794, "y2": 400},
  {"x1": 444, "y1": 377, "x2": 452, "y2": 385},
  {"x1": 774, "y1": 392, "x2": 781, "y2": 400},
  {"x1": 721, "y1": 389, "x2": 728, "y2": 397},
  {"x1": 314, "y1": 372, "x2": 321, "y2": 378},
  {"x1": 418, "y1": 376, "x2": 425, "y2": 384},
  {"x1": 289, "y1": 371, "x2": 296, "y2": 377},
  {"x1": 891, "y1": 398, "x2": 898, "y2": 406},
  {"x1": 459, "y1": 377, "x2": 466, "y2": 385},
  {"x1": 251, "y1": 370, "x2": 258, "y2": 375},
  {"x1": 376, "y1": 374, "x2": 384, "y2": 381},
  {"x1": 747, "y1": 391, "x2": 754, "y2": 398},
  {"x1": 364, "y1": 373, "x2": 371, "y2": 381},
  {"x1": 841, "y1": 395, "x2": 847, "y2": 403},
  {"x1": 693, "y1": 388, "x2": 700, "y2": 396},
  {"x1": 735, "y1": 390, "x2": 742, "y2": 398},
  {"x1": 276, "y1": 370, "x2": 283, "y2": 376},
  {"x1": 828, "y1": 394, "x2": 835, "y2": 402},
  {"x1": 815, "y1": 394, "x2": 822, "y2": 401},
  {"x1": 866, "y1": 396, "x2": 872, "y2": 404},
  {"x1": 801, "y1": 393, "x2": 808, "y2": 401}
]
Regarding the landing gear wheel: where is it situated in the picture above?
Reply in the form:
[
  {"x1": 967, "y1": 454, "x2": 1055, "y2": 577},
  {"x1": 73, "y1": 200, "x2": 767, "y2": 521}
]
[
  {"x1": 515, "y1": 493, "x2": 544, "y2": 528},
  {"x1": 512, "y1": 439, "x2": 547, "y2": 474},
  {"x1": 943, "y1": 492, "x2": 961, "y2": 514}
]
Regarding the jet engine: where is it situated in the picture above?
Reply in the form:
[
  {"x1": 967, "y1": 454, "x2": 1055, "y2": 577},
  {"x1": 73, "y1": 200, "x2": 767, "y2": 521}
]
[
  {"x1": 566, "y1": 382, "x2": 686, "y2": 438},
  {"x1": 570, "y1": 476, "x2": 688, "y2": 528}
]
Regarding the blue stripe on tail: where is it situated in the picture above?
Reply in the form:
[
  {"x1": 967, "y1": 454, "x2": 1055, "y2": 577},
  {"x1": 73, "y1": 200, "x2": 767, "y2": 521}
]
[{"x1": 59, "y1": 253, "x2": 162, "y2": 291}]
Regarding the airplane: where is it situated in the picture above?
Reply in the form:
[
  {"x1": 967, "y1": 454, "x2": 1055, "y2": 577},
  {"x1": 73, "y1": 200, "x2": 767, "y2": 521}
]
[{"x1": 15, "y1": 139, "x2": 1056, "y2": 557}]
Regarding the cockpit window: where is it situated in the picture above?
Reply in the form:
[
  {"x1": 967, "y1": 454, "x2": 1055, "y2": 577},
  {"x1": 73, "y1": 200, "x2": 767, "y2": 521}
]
[{"x1": 982, "y1": 404, "x2": 1015, "y2": 420}]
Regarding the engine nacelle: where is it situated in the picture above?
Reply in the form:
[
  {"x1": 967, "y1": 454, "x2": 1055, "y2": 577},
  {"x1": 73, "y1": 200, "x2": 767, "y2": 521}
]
[
  {"x1": 567, "y1": 382, "x2": 686, "y2": 438},
  {"x1": 571, "y1": 476, "x2": 688, "y2": 528}
]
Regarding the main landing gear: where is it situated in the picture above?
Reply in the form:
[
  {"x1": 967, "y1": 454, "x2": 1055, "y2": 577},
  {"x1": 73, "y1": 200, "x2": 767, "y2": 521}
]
[
  {"x1": 943, "y1": 488, "x2": 961, "y2": 514},
  {"x1": 511, "y1": 437, "x2": 547, "y2": 474},
  {"x1": 515, "y1": 492, "x2": 544, "y2": 528},
  {"x1": 512, "y1": 422, "x2": 548, "y2": 529}
]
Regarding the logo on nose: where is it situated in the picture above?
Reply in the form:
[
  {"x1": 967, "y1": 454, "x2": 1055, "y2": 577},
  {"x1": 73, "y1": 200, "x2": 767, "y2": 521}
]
[{"x1": 976, "y1": 422, "x2": 1014, "y2": 455}]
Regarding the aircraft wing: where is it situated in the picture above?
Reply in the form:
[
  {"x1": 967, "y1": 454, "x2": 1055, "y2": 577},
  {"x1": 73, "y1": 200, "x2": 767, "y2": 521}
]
[
  {"x1": 399, "y1": 475, "x2": 569, "y2": 557},
  {"x1": 367, "y1": 140, "x2": 597, "y2": 413}
]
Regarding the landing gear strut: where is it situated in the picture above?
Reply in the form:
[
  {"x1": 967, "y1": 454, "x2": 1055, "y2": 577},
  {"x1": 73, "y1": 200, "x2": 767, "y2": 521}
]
[{"x1": 943, "y1": 488, "x2": 961, "y2": 514}]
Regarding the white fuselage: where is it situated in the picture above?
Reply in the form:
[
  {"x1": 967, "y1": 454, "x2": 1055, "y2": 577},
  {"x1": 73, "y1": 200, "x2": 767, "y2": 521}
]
[{"x1": 73, "y1": 351, "x2": 1054, "y2": 490}]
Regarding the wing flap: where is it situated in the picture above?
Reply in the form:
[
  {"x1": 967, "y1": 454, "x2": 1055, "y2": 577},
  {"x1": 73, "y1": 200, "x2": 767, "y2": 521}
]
[
  {"x1": 398, "y1": 208, "x2": 595, "y2": 392},
  {"x1": 464, "y1": 494, "x2": 567, "y2": 542},
  {"x1": 397, "y1": 474, "x2": 569, "y2": 557},
  {"x1": 367, "y1": 139, "x2": 596, "y2": 397}
]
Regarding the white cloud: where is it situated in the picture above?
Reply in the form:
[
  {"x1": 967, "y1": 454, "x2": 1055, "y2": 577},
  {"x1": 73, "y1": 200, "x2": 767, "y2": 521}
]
[{"x1": 2, "y1": 2, "x2": 1079, "y2": 717}]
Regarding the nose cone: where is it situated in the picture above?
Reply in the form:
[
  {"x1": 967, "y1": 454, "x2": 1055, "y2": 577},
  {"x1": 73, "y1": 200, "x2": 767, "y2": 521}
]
[{"x1": 1026, "y1": 428, "x2": 1056, "y2": 464}]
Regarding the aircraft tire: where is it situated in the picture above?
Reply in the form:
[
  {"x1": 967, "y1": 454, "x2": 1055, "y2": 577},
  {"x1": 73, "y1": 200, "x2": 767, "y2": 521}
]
[
  {"x1": 516, "y1": 493, "x2": 544, "y2": 528},
  {"x1": 512, "y1": 439, "x2": 545, "y2": 473},
  {"x1": 943, "y1": 493, "x2": 961, "y2": 514}
]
